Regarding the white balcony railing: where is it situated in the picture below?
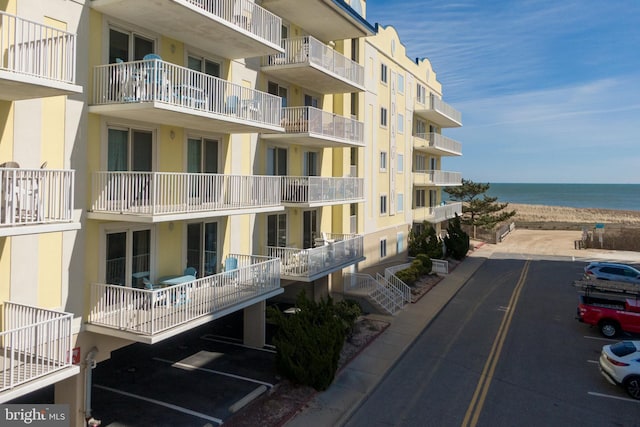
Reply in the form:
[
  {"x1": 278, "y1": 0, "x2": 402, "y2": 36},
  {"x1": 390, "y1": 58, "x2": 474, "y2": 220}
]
[
  {"x1": 91, "y1": 172, "x2": 282, "y2": 216},
  {"x1": 0, "y1": 11, "x2": 76, "y2": 84},
  {"x1": 184, "y1": 0, "x2": 281, "y2": 46},
  {"x1": 92, "y1": 59, "x2": 281, "y2": 127},
  {"x1": 280, "y1": 106, "x2": 364, "y2": 144},
  {"x1": 413, "y1": 170, "x2": 462, "y2": 186},
  {"x1": 413, "y1": 132, "x2": 462, "y2": 155},
  {"x1": 88, "y1": 255, "x2": 281, "y2": 336},
  {"x1": 280, "y1": 176, "x2": 364, "y2": 204},
  {"x1": 1, "y1": 168, "x2": 75, "y2": 227},
  {"x1": 1, "y1": 302, "x2": 74, "y2": 394},
  {"x1": 414, "y1": 202, "x2": 463, "y2": 223},
  {"x1": 262, "y1": 36, "x2": 364, "y2": 87},
  {"x1": 267, "y1": 234, "x2": 364, "y2": 279}
]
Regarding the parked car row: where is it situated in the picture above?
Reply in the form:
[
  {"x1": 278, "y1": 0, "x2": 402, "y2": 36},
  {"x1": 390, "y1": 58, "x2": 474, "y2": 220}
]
[{"x1": 576, "y1": 261, "x2": 640, "y2": 400}]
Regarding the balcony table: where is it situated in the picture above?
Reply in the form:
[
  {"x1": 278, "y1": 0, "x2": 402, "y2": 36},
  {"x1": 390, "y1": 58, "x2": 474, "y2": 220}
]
[{"x1": 160, "y1": 274, "x2": 196, "y2": 286}]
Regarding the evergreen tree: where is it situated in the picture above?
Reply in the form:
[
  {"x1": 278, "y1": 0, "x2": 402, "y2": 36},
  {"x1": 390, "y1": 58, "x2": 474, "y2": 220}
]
[
  {"x1": 445, "y1": 179, "x2": 516, "y2": 229},
  {"x1": 444, "y1": 214, "x2": 470, "y2": 260}
]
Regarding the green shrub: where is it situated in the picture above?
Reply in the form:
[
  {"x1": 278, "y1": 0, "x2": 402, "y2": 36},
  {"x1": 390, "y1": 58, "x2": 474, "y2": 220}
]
[
  {"x1": 408, "y1": 222, "x2": 444, "y2": 259},
  {"x1": 334, "y1": 299, "x2": 362, "y2": 338},
  {"x1": 416, "y1": 253, "x2": 432, "y2": 273},
  {"x1": 395, "y1": 266, "x2": 419, "y2": 286},
  {"x1": 444, "y1": 214, "x2": 470, "y2": 260},
  {"x1": 267, "y1": 292, "x2": 349, "y2": 391}
]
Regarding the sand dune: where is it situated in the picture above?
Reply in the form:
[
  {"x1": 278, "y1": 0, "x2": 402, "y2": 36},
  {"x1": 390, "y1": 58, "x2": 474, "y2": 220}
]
[{"x1": 506, "y1": 203, "x2": 640, "y2": 225}]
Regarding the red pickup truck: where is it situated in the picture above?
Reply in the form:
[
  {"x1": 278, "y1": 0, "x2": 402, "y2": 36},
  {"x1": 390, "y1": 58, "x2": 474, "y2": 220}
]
[{"x1": 577, "y1": 295, "x2": 640, "y2": 337}]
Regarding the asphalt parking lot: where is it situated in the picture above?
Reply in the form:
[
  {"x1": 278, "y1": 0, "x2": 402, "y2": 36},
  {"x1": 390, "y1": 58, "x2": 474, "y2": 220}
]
[{"x1": 90, "y1": 311, "x2": 279, "y2": 427}]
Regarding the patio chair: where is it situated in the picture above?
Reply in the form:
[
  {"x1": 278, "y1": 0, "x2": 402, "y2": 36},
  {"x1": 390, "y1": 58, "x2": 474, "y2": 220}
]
[
  {"x1": 142, "y1": 54, "x2": 171, "y2": 101},
  {"x1": 226, "y1": 95, "x2": 239, "y2": 114},
  {"x1": 184, "y1": 266, "x2": 197, "y2": 278},
  {"x1": 223, "y1": 257, "x2": 239, "y2": 286},
  {"x1": 144, "y1": 278, "x2": 167, "y2": 307}
]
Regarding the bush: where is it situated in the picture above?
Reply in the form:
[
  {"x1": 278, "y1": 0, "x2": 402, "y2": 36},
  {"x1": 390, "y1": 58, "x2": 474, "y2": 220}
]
[
  {"x1": 415, "y1": 253, "x2": 432, "y2": 274},
  {"x1": 267, "y1": 292, "x2": 354, "y2": 391},
  {"x1": 395, "y1": 266, "x2": 419, "y2": 286},
  {"x1": 408, "y1": 222, "x2": 443, "y2": 259},
  {"x1": 444, "y1": 214, "x2": 470, "y2": 260}
]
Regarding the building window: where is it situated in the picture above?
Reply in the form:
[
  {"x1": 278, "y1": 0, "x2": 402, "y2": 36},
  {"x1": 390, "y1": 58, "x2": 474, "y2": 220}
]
[
  {"x1": 268, "y1": 81, "x2": 288, "y2": 107},
  {"x1": 397, "y1": 193, "x2": 404, "y2": 212},
  {"x1": 380, "y1": 107, "x2": 388, "y2": 127},
  {"x1": 187, "y1": 55, "x2": 221, "y2": 78},
  {"x1": 267, "y1": 146, "x2": 287, "y2": 175},
  {"x1": 380, "y1": 239, "x2": 387, "y2": 258},
  {"x1": 414, "y1": 154, "x2": 426, "y2": 172},
  {"x1": 381, "y1": 63, "x2": 388, "y2": 83},
  {"x1": 380, "y1": 195, "x2": 387, "y2": 215},
  {"x1": 397, "y1": 73, "x2": 404, "y2": 94},
  {"x1": 416, "y1": 83, "x2": 426, "y2": 104},
  {"x1": 380, "y1": 151, "x2": 387, "y2": 171},
  {"x1": 415, "y1": 189, "x2": 426, "y2": 208},
  {"x1": 267, "y1": 213, "x2": 287, "y2": 247},
  {"x1": 397, "y1": 113, "x2": 404, "y2": 134},
  {"x1": 397, "y1": 153, "x2": 404, "y2": 173},
  {"x1": 109, "y1": 28, "x2": 154, "y2": 63},
  {"x1": 107, "y1": 127, "x2": 153, "y2": 172},
  {"x1": 104, "y1": 226, "x2": 152, "y2": 288},
  {"x1": 397, "y1": 232, "x2": 404, "y2": 253}
]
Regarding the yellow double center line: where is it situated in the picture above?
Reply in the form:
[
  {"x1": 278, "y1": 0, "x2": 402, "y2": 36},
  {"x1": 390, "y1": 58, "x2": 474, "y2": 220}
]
[{"x1": 461, "y1": 260, "x2": 530, "y2": 427}]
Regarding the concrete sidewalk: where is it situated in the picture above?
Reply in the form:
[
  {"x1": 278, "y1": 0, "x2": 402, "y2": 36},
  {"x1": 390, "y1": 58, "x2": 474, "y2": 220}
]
[{"x1": 285, "y1": 246, "x2": 494, "y2": 427}]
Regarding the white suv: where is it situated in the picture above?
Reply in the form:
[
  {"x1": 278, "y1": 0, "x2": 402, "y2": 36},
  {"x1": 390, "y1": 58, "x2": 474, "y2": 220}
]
[
  {"x1": 600, "y1": 341, "x2": 640, "y2": 399},
  {"x1": 584, "y1": 262, "x2": 640, "y2": 284}
]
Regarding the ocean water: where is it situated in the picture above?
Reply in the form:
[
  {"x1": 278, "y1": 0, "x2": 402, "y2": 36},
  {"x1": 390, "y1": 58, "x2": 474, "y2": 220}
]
[{"x1": 448, "y1": 183, "x2": 640, "y2": 212}]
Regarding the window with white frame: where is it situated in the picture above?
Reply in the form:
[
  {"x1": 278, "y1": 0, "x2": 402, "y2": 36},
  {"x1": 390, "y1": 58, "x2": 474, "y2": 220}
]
[
  {"x1": 107, "y1": 127, "x2": 153, "y2": 172},
  {"x1": 267, "y1": 213, "x2": 287, "y2": 247},
  {"x1": 397, "y1": 153, "x2": 404, "y2": 173},
  {"x1": 397, "y1": 232, "x2": 404, "y2": 253},
  {"x1": 416, "y1": 119, "x2": 427, "y2": 137},
  {"x1": 397, "y1": 73, "x2": 404, "y2": 94},
  {"x1": 381, "y1": 63, "x2": 388, "y2": 83},
  {"x1": 109, "y1": 27, "x2": 154, "y2": 63},
  {"x1": 397, "y1": 113, "x2": 404, "y2": 134},
  {"x1": 380, "y1": 151, "x2": 387, "y2": 171},
  {"x1": 397, "y1": 193, "x2": 404, "y2": 212},
  {"x1": 104, "y1": 226, "x2": 152, "y2": 287},
  {"x1": 380, "y1": 106, "x2": 388, "y2": 127},
  {"x1": 415, "y1": 189, "x2": 426, "y2": 207},
  {"x1": 380, "y1": 194, "x2": 387, "y2": 215},
  {"x1": 380, "y1": 238, "x2": 387, "y2": 258},
  {"x1": 414, "y1": 154, "x2": 426, "y2": 172},
  {"x1": 416, "y1": 83, "x2": 426, "y2": 104}
]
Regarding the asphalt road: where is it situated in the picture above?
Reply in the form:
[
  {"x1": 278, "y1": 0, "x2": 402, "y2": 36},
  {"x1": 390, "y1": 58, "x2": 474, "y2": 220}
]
[{"x1": 343, "y1": 257, "x2": 640, "y2": 427}]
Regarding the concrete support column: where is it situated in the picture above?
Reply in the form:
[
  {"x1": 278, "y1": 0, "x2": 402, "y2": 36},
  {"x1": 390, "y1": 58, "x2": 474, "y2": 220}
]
[
  {"x1": 55, "y1": 371, "x2": 85, "y2": 427},
  {"x1": 243, "y1": 300, "x2": 266, "y2": 348},
  {"x1": 313, "y1": 276, "x2": 329, "y2": 301}
]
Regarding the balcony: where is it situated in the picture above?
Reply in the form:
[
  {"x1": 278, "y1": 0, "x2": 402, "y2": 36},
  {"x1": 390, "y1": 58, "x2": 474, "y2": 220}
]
[
  {"x1": 89, "y1": 59, "x2": 283, "y2": 133},
  {"x1": 261, "y1": 36, "x2": 364, "y2": 93},
  {"x1": 86, "y1": 255, "x2": 283, "y2": 344},
  {"x1": 412, "y1": 170, "x2": 462, "y2": 187},
  {"x1": 88, "y1": 172, "x2": 284, "y2": 223},
  {"x1": 413, "y1": 202, "x2": 462, "y2": 224},
  {"x1": 260, "y1": 0, "x2": 375, "y2": 43},
  {"x1": 267, "y1": 234, "x2": 365, "y2": 282},
  {"x1": 0, "y1": 168, "x2": 78, "y2": 237},
  {"x1": 262, "y1": 106, "x2": 364, "y2": 147},
  {"x1": 90, "y1": 0, "x2": 282, "y2": 59},
  {"x1": 280, "y1": 176, "x2": 364, "y2": 207},
  {"x1": 413, "y1": 133, "x2": 462, "y2": 156},
  {"x1": 415, "y1": 94, "x2": 462, "y2": 128},
  {"x1": 0, "y1": 303, "x2": 79, "y2": 403},
  {"x1": 0, "y1": 11, "x2": 81, "y2": 100}
]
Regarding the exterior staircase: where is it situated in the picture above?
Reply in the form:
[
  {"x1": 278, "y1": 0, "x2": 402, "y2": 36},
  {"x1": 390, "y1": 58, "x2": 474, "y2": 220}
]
[{"x1": 343, "y1": 268, "x2": 412, "y2": 315}]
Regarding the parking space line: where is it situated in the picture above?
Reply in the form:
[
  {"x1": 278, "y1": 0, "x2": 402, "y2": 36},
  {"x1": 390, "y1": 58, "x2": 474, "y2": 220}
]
[
  {"x1": 153, "y1": 357, "x2": 274, "y2": 388},
  {"x1": 588, "y1": 391, "x2": 640, "y2": 403},
  {"x1": 94, "y1": 384, "x2": 223, "y2": 425},
  {"x1": 200, "y1": 334, "x2": 277, "y2": 353},
  {"x1": 584, "y1": 335, "x2": 617, "y2": 342}
]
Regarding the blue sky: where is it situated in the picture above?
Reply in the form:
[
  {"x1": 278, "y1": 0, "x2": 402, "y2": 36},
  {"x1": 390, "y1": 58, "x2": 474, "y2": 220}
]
[{"x1": 364, "y1": 0, "x2": 640, "y2": 183}]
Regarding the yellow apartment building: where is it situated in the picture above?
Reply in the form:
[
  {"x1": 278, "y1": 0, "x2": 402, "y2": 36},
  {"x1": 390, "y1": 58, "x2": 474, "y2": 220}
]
[
  {"x1": 0, "y1": 1, "x2": 462, "y2": 425},
  {"x1": 359, "y1": 25, "x2": 463, "y2": 274}
]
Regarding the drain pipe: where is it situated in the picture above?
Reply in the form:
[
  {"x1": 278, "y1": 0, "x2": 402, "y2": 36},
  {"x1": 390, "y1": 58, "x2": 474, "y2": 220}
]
[{"x1": 84, "y1": 347, "x2": 100, "y2": 426}]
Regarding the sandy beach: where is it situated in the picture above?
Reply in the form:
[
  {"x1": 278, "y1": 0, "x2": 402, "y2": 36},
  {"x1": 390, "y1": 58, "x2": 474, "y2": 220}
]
[{"x1": 506, "y1": 203, "x2": 640, "y2": 226}]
